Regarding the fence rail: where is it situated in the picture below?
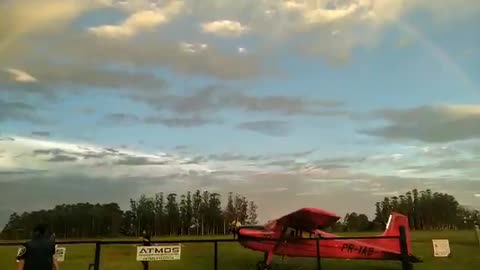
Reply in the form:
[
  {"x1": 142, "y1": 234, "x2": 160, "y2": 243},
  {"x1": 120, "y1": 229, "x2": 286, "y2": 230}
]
[{"x1": 1, "y1": 226, "x2": 414, "y2": 270}]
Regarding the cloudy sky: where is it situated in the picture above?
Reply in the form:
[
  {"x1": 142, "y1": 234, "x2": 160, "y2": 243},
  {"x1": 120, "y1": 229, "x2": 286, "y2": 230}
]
[{"x1": 1, "y1": 0, "x2": 480, "y2": 227}]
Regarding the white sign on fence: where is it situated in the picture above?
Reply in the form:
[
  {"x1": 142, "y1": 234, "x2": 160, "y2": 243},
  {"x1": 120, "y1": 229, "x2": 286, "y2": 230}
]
[
  {"x1": 54, "y1": 247, "x2": 66, "y2": 262},
  {"x1": 136, "y1": 245, "x2": 181, "y2": 261},
  {"x1": 16, "y1": 246, "x2": 66, "y2": 262},
  {"x1": 432, "y1": 239, "x2": 450, "y2": 257}
]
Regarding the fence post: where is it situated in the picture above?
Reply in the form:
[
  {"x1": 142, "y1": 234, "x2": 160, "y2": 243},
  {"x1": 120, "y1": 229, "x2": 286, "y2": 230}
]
[
  {"x1": 399, "y1": 226, "x2": 412, "y2": 270},
  {"x1": 214, "y1": 241, "x2": 218, "y2": 270},
  {"x1": 316, "y1": 237, "x2": 322, "y2": 270},
  {"x1": 94, "y1": 242, "x2": 101, "y2": 270}
]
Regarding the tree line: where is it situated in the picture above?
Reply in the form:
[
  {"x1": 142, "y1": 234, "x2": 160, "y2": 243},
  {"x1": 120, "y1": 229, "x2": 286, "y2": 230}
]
[
  {"x1": 330, "y1": 189, "x2": 480, "y2": 232},
  {"x1": 1, "y1": 191, "x2": 258, "y2": 240},
  {"x1": 373, "y1": 189, "x2": 479, "y2": 230},
  {"x1": 3, "y1": 188, "x2": 479, "y2": 239}
]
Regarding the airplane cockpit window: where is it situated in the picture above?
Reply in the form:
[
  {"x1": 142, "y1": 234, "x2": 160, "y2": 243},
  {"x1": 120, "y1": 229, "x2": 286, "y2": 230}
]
[{"x1": 285, "y1": 228, "x2": 314, "y2": 239}]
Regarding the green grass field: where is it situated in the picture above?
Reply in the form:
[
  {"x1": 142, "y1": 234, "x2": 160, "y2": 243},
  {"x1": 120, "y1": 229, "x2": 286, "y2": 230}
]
[{"x1": 1, "y1": 231, "x2": 479, "y2": 270}]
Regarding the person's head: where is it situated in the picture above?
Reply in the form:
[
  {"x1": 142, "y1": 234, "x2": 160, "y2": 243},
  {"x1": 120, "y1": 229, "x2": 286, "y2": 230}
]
[{"x1": 32, "y1": 224, "x2": 48, "y2": 238}]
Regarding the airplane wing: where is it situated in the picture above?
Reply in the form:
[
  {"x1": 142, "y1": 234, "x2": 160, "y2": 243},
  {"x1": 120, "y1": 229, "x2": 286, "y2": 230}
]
[{"x1": 271, "y1": 208, "x2": 341, "y2": 231}]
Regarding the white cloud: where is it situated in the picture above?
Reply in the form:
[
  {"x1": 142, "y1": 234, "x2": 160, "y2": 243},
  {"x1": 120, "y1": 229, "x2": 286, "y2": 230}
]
[
  {"x1": 201, "y1": 20, "x2": 249, "y2": 37},
  {"x1": 265, "y1": 9, "x2": 275, "y2": 17},
  {"x1": 179, "y1": 42, "x2": 208, "y2": 53},
  {"x1": 360, "y1": 0, "x2": 406, "y2": 24},
  {"x1": 0, "y1": 136, "x2": 212, "y2": 179},
  {"x1": 3, "y1": 0, "x2": 480, "y2": 81},
  {"x1": 106, "y1": 0, "x2": 180, "y2": 12},
  {"x1": 303, "y1": 3, "x2": 359, "y2": 24},
  {"x1": 238, "y1": 47, "x2": 246, "y2": 54},
  {"x1": 395, "y1": 169, "x2": 416, "y2": 174},
  {"x1": 88, "y1": 1, "x2": 184, "y2": 38},
  {"x1": 372, "y1": 191, "x2": 399, "y2": 196},
  {"x1": 443, "y1": 105, "x2": 480, "y2": 117},
  {"x1": 4, "y1": 68, "x2": 37, "y2": 82},
  {"x1": 2, "y1": 135, "x2": 480, "y2": 225},
  {"x1": 282, "y1": 1, "x2": 307, "y2": 11},
  {"x1": 361, "y1": 104, "x2": 480, "y2": 143},
  {"x1": 252, "y1": 186, "x2": 289, "y2": 193},
  {"x1": 308, "y1": 179, "x2": 356, "y2": 184},
  {"x1": 295, "y1": 191, "x2": 325, "y2": 196},
  {"x1": 368, "y1": 153, "x2": 404, "y2": 162},
  {"x1": 0, "y1": 0, "x2": 103, "y2": 55},
  {"x1": 414, "y1": 0, "x2": 480, "y2": 22},
  {"x1": 3, "y1": 1, "x2": 479, "y2": 59}
]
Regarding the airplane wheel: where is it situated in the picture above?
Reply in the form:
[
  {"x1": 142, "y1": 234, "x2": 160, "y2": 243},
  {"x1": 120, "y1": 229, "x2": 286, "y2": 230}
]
[{"x1": 256, "y1": 261, "x2": 271, "y2": 270}]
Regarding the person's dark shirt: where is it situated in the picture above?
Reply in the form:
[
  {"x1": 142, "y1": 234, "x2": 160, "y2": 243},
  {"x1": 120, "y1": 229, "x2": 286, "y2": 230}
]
[{"x1": 16, "y1": 236, "x2": 55, "y2": 270}]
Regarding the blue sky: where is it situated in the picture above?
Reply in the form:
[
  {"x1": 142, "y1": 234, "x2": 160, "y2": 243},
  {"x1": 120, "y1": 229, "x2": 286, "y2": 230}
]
[{"x1": 1, "y1": 0, "x2": 480, "y2": 225}]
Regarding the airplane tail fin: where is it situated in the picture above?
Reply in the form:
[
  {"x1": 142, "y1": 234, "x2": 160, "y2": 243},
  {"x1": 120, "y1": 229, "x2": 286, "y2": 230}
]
[{"x1": 381, "y1": 212, "x2": 412, "y2": 255}]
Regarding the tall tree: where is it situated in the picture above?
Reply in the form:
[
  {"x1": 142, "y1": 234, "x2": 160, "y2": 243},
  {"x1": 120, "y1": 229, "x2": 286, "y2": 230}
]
[
  {"x1": 165, "y1": 193, "x2": 179, "y2": 235},
  {"x1": 247, "y1": 201, "x2": 258, "y2": 225},
  {"x1": 234, "y1": 194, "x2": 242, "y2": 223},
  {"x1": 201, "y1": 191, "x2": 210, "y2": 235},
  {"x1": 391, "y1": 196, "x2": 399, "y2": 212},
  {"x1": 192, "y1": 190, "x2": 202, "y2": 235},
  {"x1": 122, "y1": 210, "x2": 136, "y2": 236},
  {"x1": 405, "y1": 191, "x2": 414, "y2": 229},
  {"x1": 380, "y1": 197, "x2": 391, "y2": 225},
  {"x1": 224, "y1": 192, "x2": 236, "y2": 225},
  {"x1": 129, "y1": 199, "x2": 138, "y2": 236},
  {"x1": 412, "y1": 189, "x2": 419, "y2": 229},
  {"x1": 374, "y1": 189, "x2": 466, "y2": 230},
  {"x1": 234, "y1": 195, "x2": 248, "y2": 224},
  {"x1": 135, "y1": 194, "x2": 155, "y2": 235},
  {"x1": 179, "y1": 194, "x2": 187, "y2": 235},
  {"x1": 208, "y1": 193, "x2": 223, "y2": 235},
  {"x1": 374, "y1": 202, "x2": 382, "y2": 223},
  {"x1": 343, "y1": 212, "x2": 371, "y2": 232},
  {"x1": 185, "y1": 191, "x2": 193, "y2": 235},
  {"x1": 154, "y1": 193, "x2": 164, "y2": 236}
]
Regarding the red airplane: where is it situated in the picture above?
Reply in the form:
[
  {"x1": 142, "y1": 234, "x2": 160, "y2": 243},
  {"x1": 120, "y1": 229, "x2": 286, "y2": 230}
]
[{"x1": 237, "y1": 208, "x2": 422, "y2": 270}]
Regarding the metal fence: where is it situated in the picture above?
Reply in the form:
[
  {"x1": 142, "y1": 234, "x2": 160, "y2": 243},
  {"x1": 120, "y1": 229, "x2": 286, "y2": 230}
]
[{"x1": 1, "y1": 226, "x2": 414, "y2": 270}]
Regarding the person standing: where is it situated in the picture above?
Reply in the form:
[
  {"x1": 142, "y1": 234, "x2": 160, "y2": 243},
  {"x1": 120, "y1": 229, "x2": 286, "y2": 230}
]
[
  {"x1": 16, "y1": 224, "x2": 59, "y2": 270},
  {"x1": 231, "y1": 220, "x2": 241, "y2": 239},
  {"x1": 141, "y1": 232, "x2": 151, "y2": 270},
  {"x1": 231, "y1": 226, "x2": 237, "y2": 239}
]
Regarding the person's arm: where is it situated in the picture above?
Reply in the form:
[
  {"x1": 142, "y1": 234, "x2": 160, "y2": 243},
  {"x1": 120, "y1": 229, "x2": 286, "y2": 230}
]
[
  {"x1": 16, "y1": 245, "x2": 27, "y2": 270},
  {"x1": 16, "y1": 259, "x2": 24, "y2": 270},
  {"x1": 51, "y1": 243, "x2": 59, "y2": 270},
  {"x1": 52, "y1": 256, "x2": 59, "y2": 270}
]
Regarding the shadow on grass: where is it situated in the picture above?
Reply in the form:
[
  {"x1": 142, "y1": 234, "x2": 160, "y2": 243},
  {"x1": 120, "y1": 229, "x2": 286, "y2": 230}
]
[{"x1": 237, "y1": 256, "x2": 402, "y2": 270}]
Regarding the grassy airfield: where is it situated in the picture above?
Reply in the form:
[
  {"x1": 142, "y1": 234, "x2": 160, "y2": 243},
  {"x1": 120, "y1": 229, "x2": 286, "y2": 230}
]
[{"x1": 1, "y1": 231, "x2": 479, "y2": 270}]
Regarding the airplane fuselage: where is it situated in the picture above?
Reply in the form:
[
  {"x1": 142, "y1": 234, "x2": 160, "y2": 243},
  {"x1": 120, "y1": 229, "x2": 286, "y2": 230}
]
[{"x1": 237, "y1": 227, "x2": 402, "y2": 260}]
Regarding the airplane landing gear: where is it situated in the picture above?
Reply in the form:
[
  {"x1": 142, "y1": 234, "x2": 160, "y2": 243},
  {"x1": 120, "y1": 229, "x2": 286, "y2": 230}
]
[
  {"x1": 257, "y1": 251, "x2": 273, "y2": 270},
  {"x1": 256, "y1": 261, "x2": 271, "y2": 270}
]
